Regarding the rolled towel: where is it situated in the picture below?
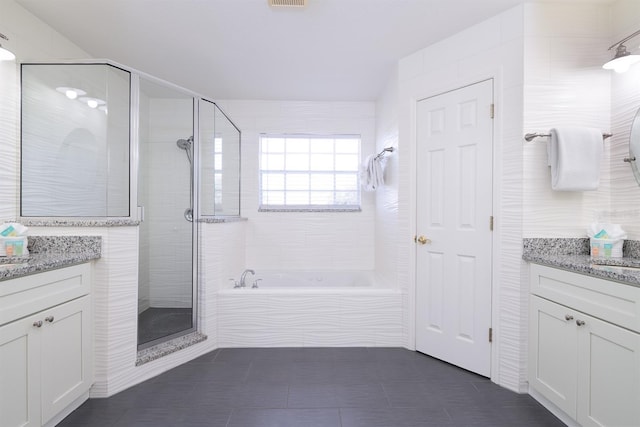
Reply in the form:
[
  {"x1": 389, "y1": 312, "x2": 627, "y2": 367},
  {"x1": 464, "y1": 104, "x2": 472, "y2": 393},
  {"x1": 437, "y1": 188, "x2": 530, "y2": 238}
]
[
  {"x1": 361, "y1": 155, "x2": 385, "y2": 191},
  {"x1": 549, "y1": 127, "x2": 603, "y2": 191}
]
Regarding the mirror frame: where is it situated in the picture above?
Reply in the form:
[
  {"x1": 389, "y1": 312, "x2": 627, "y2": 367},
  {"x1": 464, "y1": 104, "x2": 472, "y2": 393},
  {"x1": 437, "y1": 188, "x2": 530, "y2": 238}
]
[{"x1": 630, "y1": 106, "x2": 640, "y2": 184}]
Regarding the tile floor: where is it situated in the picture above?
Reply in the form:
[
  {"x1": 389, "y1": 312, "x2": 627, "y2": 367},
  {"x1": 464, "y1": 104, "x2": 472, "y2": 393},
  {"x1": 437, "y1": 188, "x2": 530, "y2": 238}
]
[{"x1": 58, "y1": 347, "x2": 564, "y2": 427}]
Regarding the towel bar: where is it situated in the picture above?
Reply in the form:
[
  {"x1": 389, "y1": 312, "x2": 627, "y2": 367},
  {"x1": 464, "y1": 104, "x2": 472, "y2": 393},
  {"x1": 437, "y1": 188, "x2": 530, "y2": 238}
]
[
  {"x1": 374, "y1": 146, "x2": 395, "y2": 160},
  {"x1": 524, "y1": 132, "x2": 613, "y2": 142}
]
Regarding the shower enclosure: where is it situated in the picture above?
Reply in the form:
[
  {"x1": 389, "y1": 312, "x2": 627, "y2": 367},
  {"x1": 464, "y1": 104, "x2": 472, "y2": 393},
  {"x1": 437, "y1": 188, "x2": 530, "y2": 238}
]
[{"x1": 20, "y1": 62, "x2": 241, "y2": 351}]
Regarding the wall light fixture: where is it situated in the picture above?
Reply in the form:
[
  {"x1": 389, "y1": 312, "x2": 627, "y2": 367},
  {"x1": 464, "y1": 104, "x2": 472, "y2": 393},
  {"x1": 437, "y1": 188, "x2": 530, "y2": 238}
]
[
  {"x1": 603, "y1": 29, "x2": 640, "y2": 73},
  {"x1": 0, "y1": 32, "x2": 15, "y2": 61}
]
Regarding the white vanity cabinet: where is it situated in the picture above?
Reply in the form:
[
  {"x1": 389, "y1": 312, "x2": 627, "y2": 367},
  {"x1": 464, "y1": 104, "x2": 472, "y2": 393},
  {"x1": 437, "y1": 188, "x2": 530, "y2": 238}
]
[
  {"x1": 529, "y1": 264, "x2": 640, "y2": 427},
  {"x1": 0, "y1": 263, "x2": 93, "y2": 427}
]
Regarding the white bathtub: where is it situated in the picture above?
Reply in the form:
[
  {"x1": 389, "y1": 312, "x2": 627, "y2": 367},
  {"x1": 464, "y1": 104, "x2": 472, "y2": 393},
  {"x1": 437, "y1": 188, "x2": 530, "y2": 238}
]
[{"x1": 217, "y1": 270, "x2": 403, "y2": 347}]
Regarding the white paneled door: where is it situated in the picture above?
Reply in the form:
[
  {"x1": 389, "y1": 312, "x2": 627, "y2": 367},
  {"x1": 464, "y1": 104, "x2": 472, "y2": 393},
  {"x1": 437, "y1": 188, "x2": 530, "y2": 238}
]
[{"x1": 415, "y1": 79, "x2": 494, "y2": 377}]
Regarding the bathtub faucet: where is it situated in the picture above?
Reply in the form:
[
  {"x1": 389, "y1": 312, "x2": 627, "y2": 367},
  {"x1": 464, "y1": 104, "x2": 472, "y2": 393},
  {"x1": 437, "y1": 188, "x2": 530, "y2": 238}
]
[{"x1": 240, "y1": 269, "x2": 255, "y2": 288}]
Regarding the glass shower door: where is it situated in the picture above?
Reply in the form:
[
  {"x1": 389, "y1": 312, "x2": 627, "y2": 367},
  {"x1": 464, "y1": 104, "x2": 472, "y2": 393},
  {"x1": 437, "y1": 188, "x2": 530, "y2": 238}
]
[{"x1": 137, "y1": 78, "x2": 196, "y2": 349}]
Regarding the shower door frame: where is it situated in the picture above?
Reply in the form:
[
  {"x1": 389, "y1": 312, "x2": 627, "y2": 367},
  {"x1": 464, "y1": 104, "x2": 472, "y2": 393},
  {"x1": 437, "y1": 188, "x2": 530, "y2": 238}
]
[{"x1": 130, "y1": 72, "x2": 201, "y2": 350}]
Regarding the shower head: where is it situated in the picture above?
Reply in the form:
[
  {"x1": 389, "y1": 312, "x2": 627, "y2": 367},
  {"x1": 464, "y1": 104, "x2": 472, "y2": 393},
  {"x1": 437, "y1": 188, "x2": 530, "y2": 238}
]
[{"x1": 176, "y1": 136, "x2": 193, "y2": 150}]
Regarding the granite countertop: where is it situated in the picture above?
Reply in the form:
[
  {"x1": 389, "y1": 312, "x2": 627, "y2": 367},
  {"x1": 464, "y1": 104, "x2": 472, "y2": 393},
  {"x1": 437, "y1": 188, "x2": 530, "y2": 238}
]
[
  {"x1": 523, "y1": 238, "x2": 640, "y2": 287},
  {"x1": 0, "y1": 236, "x2": 101, "y2": 281}
]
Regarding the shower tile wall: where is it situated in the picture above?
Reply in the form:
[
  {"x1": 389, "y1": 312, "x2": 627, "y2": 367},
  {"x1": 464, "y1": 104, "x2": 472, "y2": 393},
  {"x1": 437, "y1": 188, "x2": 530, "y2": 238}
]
[{"x1": 216, "y1": 100, "x2": 377, "y2": 272}]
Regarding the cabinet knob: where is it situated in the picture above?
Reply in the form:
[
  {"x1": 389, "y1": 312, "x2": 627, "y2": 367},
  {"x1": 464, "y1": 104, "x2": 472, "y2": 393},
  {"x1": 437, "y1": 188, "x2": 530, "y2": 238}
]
[
  {"x1": 45, "y1": 316, "x2": 54, "y2": 323},
  {"x1": 576, "y1": 319, "x2": 586, "y2": 326},
  {"x1": 33, "y1": 320, "x2": 43, "y2": 328},
  {"x1": 565, "y1": 314, "x2": 574, "y2": 321}
]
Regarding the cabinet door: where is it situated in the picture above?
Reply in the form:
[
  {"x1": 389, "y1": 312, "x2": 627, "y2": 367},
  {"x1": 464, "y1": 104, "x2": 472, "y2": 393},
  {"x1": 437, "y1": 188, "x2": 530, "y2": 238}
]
[
  {"x1": 40, "y1": 296, "x2": 93, "y2": 425},
  {"x1": 577, "y1": 313, "x2": 640, "y2": 427},
  {"x1": 0, "y1": 314, "x2": 41, "y2": 427},
  {"x1": 529, "y1": 296, "x2": 578, "y2": 418}
]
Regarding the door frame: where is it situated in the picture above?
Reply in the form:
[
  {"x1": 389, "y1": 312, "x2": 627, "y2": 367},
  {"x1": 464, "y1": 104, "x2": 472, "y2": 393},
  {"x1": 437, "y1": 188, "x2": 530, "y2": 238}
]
[{"x1": 407, "y1": 72, "x2": 504, "y2": 384}]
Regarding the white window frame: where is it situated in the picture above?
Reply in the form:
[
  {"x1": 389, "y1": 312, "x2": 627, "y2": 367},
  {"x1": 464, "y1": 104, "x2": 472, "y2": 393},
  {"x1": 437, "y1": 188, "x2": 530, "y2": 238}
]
[{"x1": 259, "y1": 134, "x2": 361, "y2": 212}]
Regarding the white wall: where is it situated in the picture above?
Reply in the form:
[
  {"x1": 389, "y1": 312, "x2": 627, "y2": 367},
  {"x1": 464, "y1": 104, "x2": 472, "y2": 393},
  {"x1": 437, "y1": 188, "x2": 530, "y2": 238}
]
[
  {"x1": 216, "y1": 100, "x2": 377, "y2": 272},
  {"x1": 397, "y1": 5, "x2": 525, "y2": 391}
]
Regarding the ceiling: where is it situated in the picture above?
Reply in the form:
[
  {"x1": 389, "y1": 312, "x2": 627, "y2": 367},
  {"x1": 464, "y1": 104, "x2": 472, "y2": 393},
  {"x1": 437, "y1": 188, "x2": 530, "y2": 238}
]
[{"x1": 15, "y1": 0, "x2": 613, "y2": 102}]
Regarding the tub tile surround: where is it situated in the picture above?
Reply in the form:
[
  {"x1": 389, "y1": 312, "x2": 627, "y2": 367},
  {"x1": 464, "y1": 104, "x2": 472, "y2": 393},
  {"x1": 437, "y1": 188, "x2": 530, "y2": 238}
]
[
  {"x1": 523, "y1": 237, "x2": 640, "y2": 286},
  {"x1": 0, "y1": 235, "x2": 102, "y2": 280}
]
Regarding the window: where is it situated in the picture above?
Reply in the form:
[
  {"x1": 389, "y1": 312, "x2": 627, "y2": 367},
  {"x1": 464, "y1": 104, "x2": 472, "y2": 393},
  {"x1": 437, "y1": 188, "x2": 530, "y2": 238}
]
[{"x1": 259, "y1": 135, "x2": 361, "y2": 211}]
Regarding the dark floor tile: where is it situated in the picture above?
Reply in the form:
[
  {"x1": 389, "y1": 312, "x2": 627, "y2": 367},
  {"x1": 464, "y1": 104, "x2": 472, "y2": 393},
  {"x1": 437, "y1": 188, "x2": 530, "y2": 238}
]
[
  {"x1": 376, "y1": 360, "x2": 421, "y2": 381},
  {"x1": 332, "y1": 347, "x2": 372, "y2": 361},
  {"x1": 188, "y1": 348, "x2": 220, "y2": 364},
  {"x1": 112, "y1": 407, "x2": 184, "y2": 427},
  {"x1": 289, "y1": 361, "x2": 337, "y2": 384},
  {"x1": 245, "y1": 360, "x2": 294, "y2": 383},
  {"x1": 332, "y1": 361, "x2": 380, "y2": 384},
  {"x1": 227, "y1": 408, "x2": 342, "y2": 427},
  {"x1": 56, "y1": 399, "x2": 125, "y2": 427},
  {"x1": 59, "y1": 348, "x2": 564, "y2": 427},
  {"x1": 192, "y1": 382, "x2": 289, "y2": 408},
  {"x1": 175, "y1": 406, "x2": 232, "y2": 425},
  {"x1": 288, "y1": 383, "x2": 389, "y2": 408},
  {"x1": 340, "y1": 407, "x2": 452, "y2": 427},
  {"x1": 288, "y1": 384, "x2": 339, "y2": 408},
  {"x1": 370, "y1": 347, "x2": 421, "y2": 361}
]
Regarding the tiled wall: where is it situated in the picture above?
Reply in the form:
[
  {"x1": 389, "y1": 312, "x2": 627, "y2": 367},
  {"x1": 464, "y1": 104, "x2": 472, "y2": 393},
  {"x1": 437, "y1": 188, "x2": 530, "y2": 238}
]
[
  {"x1": 610, "y1": 0, "x2": 640, "y2": 239},
  {"x1": 215, "y1": 100, "x2": 377, "y2": 272},
  {"x1": 522, "y1": 2, "x2": 612, "y2": 237}
]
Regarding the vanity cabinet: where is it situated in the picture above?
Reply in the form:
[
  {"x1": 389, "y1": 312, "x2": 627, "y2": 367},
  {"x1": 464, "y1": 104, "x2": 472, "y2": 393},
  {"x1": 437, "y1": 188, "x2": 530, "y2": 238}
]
[
  {"x1": 0, "y1": 264, "x2": 93, "y2": 427},
  {"x1": 529, "y1": 264, "x2": 640, "y2": 427}
]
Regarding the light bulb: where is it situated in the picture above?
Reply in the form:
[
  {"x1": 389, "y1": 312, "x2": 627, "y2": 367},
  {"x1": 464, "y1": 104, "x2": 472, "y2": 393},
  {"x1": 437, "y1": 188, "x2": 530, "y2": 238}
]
[
  {"x1": 0, "y1": 46, "x2": 15, "y2": 61},
  {"x1": 65, "y1": 89, "x2": 78, "y2": 99},
  {"x1": 87, "y1": 99, "x2": 98, "y2": 108}
]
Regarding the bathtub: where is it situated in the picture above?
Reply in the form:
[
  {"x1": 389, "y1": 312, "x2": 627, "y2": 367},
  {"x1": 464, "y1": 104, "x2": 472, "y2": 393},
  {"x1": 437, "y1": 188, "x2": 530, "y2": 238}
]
[{"x1": 217, "y1": 270, "x2": 403, "y2": 347}]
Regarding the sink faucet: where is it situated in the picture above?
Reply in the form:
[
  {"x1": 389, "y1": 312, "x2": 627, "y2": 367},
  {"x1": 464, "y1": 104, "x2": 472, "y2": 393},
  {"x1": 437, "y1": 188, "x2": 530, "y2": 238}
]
[{"x1": 240, "y1": 269, "x2": 255, "y2": 288}]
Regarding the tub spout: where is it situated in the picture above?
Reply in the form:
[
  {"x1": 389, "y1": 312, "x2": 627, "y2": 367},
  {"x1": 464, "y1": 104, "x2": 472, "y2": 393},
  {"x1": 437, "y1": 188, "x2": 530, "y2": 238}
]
[{"x1": 240, "y1": 269, "x2": 255, "y2": 288}]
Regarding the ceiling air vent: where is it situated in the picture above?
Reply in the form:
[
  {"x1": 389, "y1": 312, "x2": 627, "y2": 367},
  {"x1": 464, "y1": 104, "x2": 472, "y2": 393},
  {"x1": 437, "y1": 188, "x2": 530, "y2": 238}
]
[{"x1": 269, "y1": 0, "x2": 307, "y2": 7}]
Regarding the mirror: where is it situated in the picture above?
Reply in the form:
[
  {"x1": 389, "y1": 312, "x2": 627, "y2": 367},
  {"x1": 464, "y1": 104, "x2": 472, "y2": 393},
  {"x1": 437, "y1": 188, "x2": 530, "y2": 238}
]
[
  {"x1": 630, "y1": 106, "x2": 640, "y2": 185},
  {"x1": 21, "y1": 63, "x2": 131, "y2": 217}
]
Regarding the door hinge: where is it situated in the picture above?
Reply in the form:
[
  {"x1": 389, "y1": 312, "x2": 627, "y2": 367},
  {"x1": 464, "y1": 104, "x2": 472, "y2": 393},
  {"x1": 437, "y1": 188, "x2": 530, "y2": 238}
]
[
  {"x1": 490, "y1": 103, "x2": 495, "y2": 119},
  {"x1": 489, "y1": 216, "x2": 494, "y2": 231},
  {"x1": 489, "y1": 327, "x2": 493, "y2": 343}
]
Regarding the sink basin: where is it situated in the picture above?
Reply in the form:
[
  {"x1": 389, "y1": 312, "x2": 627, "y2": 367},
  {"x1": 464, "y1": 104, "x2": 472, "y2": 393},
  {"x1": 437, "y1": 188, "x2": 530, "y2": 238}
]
[
  {"x1": 590, "y1": 264, "x2": 640, "y2": 272},
  {"x1": 0, "y1": 263, "x2": 24, "y2": 269}
]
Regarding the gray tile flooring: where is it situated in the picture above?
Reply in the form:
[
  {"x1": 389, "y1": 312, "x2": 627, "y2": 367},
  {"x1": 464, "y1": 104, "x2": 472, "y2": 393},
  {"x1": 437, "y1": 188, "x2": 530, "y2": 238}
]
[{"x1": 58, "y1": 348, "x2": 564, "y2": 427}]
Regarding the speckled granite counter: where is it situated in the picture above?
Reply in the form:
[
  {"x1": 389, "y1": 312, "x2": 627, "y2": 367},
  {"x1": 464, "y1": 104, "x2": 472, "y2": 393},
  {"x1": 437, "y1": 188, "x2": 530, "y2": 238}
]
[
  {"x1": 0, "y1": 236, "x2": 101, "y2": 281},
  {"x1": 523, "y1": 238, "x2": 640, "y2": 287}
]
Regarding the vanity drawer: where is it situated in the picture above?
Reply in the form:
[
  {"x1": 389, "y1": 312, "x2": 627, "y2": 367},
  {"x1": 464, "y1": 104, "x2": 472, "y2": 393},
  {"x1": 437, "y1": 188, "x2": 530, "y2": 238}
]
[
  {"x1": 530, "y1": 263, "x2": 640, "y2": 333},
  {"x1": 0, "y1": 263, "x2": 91, "y2": 326}
]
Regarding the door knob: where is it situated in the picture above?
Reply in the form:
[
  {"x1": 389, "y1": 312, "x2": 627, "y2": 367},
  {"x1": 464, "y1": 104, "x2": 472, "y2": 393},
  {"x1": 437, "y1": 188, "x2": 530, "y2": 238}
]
[{"x1": 416, "y1": 235, "x2": 431, "y2": 245}]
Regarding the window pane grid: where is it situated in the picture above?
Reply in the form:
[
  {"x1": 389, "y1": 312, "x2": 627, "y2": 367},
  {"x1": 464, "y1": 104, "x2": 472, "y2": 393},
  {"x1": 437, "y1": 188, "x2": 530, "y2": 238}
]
[{"x1": 259, "y1": 135, "x2": 361, "y2": 211}]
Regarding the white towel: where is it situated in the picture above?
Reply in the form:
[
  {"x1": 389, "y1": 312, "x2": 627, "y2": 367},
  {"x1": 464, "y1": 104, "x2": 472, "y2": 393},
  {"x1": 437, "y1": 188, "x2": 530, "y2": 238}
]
[
  {"x1": 548, "y1": 127, "x2": 603, "y2": 191},
  {"x1": 361, "y1": 155, "x2": 385, "y2": 191}
]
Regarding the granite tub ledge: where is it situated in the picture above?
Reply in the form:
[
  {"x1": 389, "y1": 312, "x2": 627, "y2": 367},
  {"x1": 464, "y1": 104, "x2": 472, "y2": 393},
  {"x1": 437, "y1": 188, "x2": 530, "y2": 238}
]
[
  {"x1": 523, "y1": 237, "x2": 640, "y2": 288},
  {"x1": 0, "y1": 236, "x2": 101, "y2": 281}
]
